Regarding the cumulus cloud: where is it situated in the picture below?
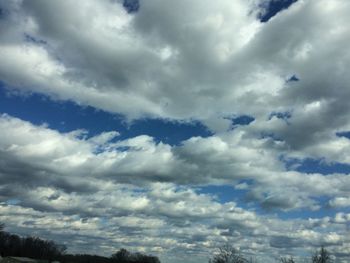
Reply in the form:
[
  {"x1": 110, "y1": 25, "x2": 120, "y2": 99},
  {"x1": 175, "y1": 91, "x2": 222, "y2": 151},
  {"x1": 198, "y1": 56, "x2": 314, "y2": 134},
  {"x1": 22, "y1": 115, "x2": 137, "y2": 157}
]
[
  {"x1": 1, "y1": 0, "x2": 350, "y2": 262},
  {"x1": 1, "y1": 0, "x2": 350, "y2": 146},
  {"x1": 0, "y1": 113, "x2": 350, "y2": 262},
  {"x1": 2, "y1": 113, "x2": 349, "y2": 208},
  {"x1": 0, "y1": 0, "x2": 278, "y2": 124},
  {"x1": 329, "y1": 197, "x2": 350, "y2": 208}
]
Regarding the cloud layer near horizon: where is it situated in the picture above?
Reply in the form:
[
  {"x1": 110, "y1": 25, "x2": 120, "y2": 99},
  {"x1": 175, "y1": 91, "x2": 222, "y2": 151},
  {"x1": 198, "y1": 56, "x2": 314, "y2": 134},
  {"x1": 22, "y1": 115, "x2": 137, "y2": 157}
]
[
  {"x1": 1, "y1": 0, "x2": 350, "y2": 262},
  {"x1": 1, "y1": 114, "x2": 350, "y2": 262}
]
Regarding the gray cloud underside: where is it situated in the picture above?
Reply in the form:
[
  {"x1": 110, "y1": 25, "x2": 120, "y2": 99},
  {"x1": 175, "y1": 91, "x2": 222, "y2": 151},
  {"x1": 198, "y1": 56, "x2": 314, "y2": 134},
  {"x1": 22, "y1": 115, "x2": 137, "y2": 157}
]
[
  {"x1": 1, "y1": 114, "x2": 350, "y2": 262},
  {"x1": 1, "y1": 0, "x2": 350, "y2": 262}
]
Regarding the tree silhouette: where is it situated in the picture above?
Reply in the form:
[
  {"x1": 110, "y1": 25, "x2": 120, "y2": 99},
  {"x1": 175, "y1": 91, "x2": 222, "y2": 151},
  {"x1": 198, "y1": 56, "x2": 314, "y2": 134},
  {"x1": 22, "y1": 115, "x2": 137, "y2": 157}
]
[
  {"x1": 0, "y1": 223, "x2": 66, "y2": 260},
  {"x1": 111, "y1": 248, "x2": 132, "y2": 263},
  {"x1": 280, "y1": 256, "x2": 295, "y2": 263},
  {"x1": 312, "y1": 246, "x2": 332, "y2": 263},
  {"x1": 209, "y1": 244, "x2": 248, "y2": 263},
  {"x1": 111, "y1": 248, "x2": 160, "y2": 263}
]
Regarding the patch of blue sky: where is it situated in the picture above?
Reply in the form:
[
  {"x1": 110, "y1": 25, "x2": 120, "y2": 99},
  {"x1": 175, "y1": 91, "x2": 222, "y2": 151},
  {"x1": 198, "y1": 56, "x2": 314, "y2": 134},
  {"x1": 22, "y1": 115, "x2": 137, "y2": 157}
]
[
  {"x1": 24, "y1": 33, "x2": 47, "y2": 45},
  {"x1": 197, "y1": 184, "x2": 249, "y2": 205},
  {"x1": 99, "y1": 217, "x2": 109, "y2": 227},
  {"x1": 260, "y1": 132, "x2": 284, "y2": 141},
  {"x1": 5, "y1": 198, "x2": 21, "y2": 205},
  {"x1": 269, "y1": 111, "x2": 292, "y2": 121},
  {"x1": 287, "y1": 74, "x2": 300, "y2": 82},
  {"x1": 226, "y1": 115, "x2": 255, "y2": 130},
  {"x1": 336, "y1": 131, "x2": 350, "y2": 139},
  {"x1": 0, "y1": 3, "x2": 8, "y2": 20},
  {"x1": 113, "y1": 146, "x2": 132, "y2": 152},
  {"x1": 284, "y1": 157, "x2": 350, "y2": 175},
  {"x1": 258, "y1": 0, "x2": 298, "y2": 22},
  {"x1": 122, "y1": 0, "x2": 139, "y2": 14},
  {"x1": 258, "y1": 195, "x2": 350, "y2": 219},
  {"x1": 194, "y1": 184, "x2": 347, "y2": 220},
  {"x1": 277, "y1": 204, "x2": 350, "y2": 220},
  {"x1": 231, "y1": 115, "x2": 255, "y2": 126},
  {"x1": 0, "y1": 83, "x2": 212, "y2": 146}
]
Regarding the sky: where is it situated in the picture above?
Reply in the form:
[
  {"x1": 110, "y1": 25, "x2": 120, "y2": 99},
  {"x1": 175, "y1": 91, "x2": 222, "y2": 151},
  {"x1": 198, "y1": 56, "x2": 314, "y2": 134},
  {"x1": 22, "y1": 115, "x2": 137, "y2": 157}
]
[{"x1": 0, "y1": 0, "x2": 350, "y2": 262}]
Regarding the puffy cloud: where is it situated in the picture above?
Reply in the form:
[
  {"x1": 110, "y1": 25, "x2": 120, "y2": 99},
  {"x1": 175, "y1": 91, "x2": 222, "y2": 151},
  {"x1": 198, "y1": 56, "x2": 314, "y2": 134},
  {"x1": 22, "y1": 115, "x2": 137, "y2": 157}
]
[
  {"x1": 2, "y1": 113, "x2": 350, "y2": 211},
  {"x1": 1, "y1": 0, "x2": 350, "y2": 261},
  {"x1": 1, "y1": 0, "x2": 350, "y2": 152},
  {"x1": 0, "y1": 0, "x2": 274, "y2": 123},
  {"x1": 0, "y1": 114, "x2": 350, "y2": 262},
  {"x1": 329, "y1": 197, "x2": 350, "y2": 208}
]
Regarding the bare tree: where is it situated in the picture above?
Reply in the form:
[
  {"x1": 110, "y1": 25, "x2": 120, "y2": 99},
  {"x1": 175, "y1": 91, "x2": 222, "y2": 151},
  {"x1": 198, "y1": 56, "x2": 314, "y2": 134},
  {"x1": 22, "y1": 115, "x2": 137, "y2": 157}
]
[
  {"x1": 111, "y1": 248, "x2": 160, "y2": 263},
  {"x1": 280, "y1": 257, "x2": 295, "y2": 263},
  {"x1": 111, "y1": 248, "x2": 131, "y2": 263},
  {"x1": 312, "y1": 247, "x2": 332, "y2": 263},
  {"x1": 209, "y1": 244, "x2": 248, "y2": 263}
]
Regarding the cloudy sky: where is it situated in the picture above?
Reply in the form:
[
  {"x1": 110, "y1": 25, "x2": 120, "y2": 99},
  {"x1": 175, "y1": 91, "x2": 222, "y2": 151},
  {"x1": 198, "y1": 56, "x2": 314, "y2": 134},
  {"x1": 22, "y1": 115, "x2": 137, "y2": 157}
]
[{"x1": 1, "y1": 0, "x2": 350, "y2": 262}]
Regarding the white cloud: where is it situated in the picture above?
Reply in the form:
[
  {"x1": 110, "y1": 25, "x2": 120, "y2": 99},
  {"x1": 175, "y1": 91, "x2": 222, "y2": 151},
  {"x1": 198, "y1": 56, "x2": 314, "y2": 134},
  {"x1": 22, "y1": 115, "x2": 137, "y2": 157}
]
[
  {"x1": 1, "y1": 0, "x2": 349, "y2": 154},
  {"x1": 1, "y1": 0, "x2": 350, "y2": 261},
  {"x1": 2, "y1": 113, "x2": 350, "y2": 211},
  {"x1": 0, "y1": 114, "x2": 350, "y2": 260}
]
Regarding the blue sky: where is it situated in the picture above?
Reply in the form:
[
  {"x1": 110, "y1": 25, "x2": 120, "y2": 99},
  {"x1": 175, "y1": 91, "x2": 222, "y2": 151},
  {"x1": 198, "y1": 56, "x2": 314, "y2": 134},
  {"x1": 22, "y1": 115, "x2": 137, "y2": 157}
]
[
  {"x1": 0, "y1": 83, "x2": 212, "y2": 145},
  {"x1": 1, "y1": 0, "x2": 350, "y2": 262}
]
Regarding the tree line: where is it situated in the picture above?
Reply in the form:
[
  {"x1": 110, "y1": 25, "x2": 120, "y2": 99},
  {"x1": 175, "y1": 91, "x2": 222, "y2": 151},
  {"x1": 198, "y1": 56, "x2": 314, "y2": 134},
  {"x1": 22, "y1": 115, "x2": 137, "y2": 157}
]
[
  {"x1": 209, "y1": 244, "x2": 334, "y2": 263},
  {"x1": 0, "y1": 223, "x2": 339, "y2": 263},
  {"x1": 0, "y1": 223, "x2": 160, "y2": 263},
  {"x1": 59, "y1": 249, "x2": 160, "y2": 263},
  {"x1": 0, "y1": 223, "x2": 66, "y2": 260}
]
